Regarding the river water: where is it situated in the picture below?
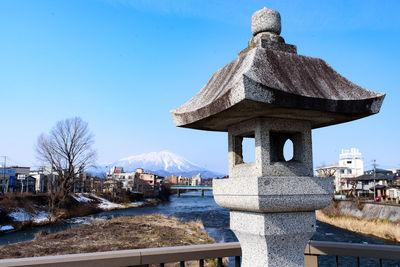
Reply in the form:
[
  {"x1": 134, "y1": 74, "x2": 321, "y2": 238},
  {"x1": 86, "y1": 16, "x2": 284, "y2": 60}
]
[{"x1": 1, "y1": 191, "x2": 400, "y2": 266}]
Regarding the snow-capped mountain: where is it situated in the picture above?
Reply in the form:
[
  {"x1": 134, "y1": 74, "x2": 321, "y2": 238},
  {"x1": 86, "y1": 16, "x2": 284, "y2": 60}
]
[{"x1": 92, "y1": 151, "x2": 224, "y2": 178}]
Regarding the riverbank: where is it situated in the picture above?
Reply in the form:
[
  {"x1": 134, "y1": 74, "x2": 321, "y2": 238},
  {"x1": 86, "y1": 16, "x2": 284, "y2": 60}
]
[
  {"x1": 0, "y1": 214, "x2": 215, "y2": 260},
  {"x1": 0, "y1": 193, "x2": 160, "y2": 234},
  {"x1": 317, "y1": 201, "x2": 400, "y2": 243},
  {"x1": 2, "y1": 191, "x2": 398, "y2": 250}
]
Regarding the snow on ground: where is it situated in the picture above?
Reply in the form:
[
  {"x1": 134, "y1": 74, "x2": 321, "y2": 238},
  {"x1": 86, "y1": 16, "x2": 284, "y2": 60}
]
[
  {"x1": 88, "y1": 194, "x2": 124, "y2": 210},
  {"x1": 9, "y1": 210, "x2": 27, "y2": 222},
  {"x1": 131, "y1": 201, "x2": 145, "y2": 205},
  {"x1": 74, "y1": 193, "x2": 125, "y2": 210},
  {"x1": 73, "y1": 193, "x2": 93, "y2": 203},
  {"x1": 9, "y1": 209, "x2": 50, "y2": 224},
  {"x1": 32, "y1": 211, "x2": 50, "y2": 223},
  {"x1": 67, "y1": 216, "x2": 106, "y2": 225},
  {"x1": 0, "y1": 225, "x2": 14, "y2": 231}
]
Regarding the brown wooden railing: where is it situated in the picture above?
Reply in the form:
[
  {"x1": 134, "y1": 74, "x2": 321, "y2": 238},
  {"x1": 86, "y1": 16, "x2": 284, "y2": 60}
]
[
  {"x1": 305, "y1": 240, "x2": 400, "y2": 267},
  {"x1": 1, "y1": 240, "x2": 400, "y2": 267},
  {"x1": 0, "y1": 242, "x2": 241, "y2": 267}
]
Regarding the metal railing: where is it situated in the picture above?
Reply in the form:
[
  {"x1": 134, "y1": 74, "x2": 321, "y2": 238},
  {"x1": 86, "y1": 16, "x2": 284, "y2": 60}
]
[{"x1": 1, "y1": 240, "x2": 400, "y2": 267}]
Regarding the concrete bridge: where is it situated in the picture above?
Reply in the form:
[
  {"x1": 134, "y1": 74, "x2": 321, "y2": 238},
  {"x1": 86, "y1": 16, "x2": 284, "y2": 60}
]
[{"x1": 170, "y1": 185, "x2": 212, "y2": 197}]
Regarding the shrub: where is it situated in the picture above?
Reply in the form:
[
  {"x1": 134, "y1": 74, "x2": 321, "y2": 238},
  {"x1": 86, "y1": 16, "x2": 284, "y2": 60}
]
[{"x1": 0, "y1": 208, "x2": 12, "y2": 225}]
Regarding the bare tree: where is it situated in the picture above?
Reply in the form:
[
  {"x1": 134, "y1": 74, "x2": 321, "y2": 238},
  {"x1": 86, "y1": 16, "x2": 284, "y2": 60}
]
[
  {"x1": 315, "y1": 166, "x2": 337, "y2": 178},
  {"x1": 36, "y1": 117, "x2": 96, "y2": 219}
]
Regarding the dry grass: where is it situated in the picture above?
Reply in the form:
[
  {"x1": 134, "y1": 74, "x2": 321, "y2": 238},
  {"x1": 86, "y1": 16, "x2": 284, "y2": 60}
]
[
  {"x1": 0, "y1": 214, "x2": 216, "y2": 261},
  {"x1": 316, "y1": 210, "x2": 400, "y2": 243}
]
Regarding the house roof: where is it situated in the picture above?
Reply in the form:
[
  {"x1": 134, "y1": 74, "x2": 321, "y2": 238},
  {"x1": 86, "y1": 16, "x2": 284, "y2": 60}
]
[
  {"x1": 369, "y1": 184, "x2": 387, "y2": 191},
  {"x1": 349, "y1": 173, "x2": 395, "y2": 181}
]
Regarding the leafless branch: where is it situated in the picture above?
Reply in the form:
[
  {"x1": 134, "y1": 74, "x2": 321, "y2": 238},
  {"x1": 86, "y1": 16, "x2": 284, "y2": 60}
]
[{"x1": 35, "y1": 117, "x2": 97, "y2": 219}]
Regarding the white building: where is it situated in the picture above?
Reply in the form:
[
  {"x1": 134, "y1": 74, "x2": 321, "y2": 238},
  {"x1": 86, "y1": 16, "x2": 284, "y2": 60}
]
[
  {"x1": 191, "y1": 173, "x2": 202, "y2": 186},
  {"x1": 30, "y1": 167, "x2": 59, "y2": 193},
  {"x1": 337, "y1": 148, "x2": 364, "y2": 177},
  {"x1": 315, "y1": 148, "x2": 364, "y2": 193}
]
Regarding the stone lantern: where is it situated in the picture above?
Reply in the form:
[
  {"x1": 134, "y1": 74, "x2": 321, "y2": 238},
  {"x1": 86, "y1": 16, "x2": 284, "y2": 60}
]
[{"x1": 171, "y1": 7, "x2": 384, "y2": 267}]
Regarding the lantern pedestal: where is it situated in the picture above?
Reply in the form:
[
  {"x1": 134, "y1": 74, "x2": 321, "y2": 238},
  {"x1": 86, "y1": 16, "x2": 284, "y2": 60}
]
[
  {"x1": 213, "y1": 117, "x2": 333, "y2": 267},
  {"x1": 231, "y1": 211, "x2": 315, "y2": 267},
  {"x1": 214, "y1": 175, "x2": 332, "y2": 267}
]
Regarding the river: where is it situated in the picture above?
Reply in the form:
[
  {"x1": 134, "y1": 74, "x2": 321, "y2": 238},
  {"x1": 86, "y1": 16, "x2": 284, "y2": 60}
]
[{"x1": 1, "y1": 191, "x2": 400, "y2": 266}]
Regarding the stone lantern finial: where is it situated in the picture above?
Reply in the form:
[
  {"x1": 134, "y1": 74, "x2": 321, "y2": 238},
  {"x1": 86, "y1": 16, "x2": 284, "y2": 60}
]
[
  {"x1": 244, "y1": 7, "x2": 294, "y2": 54},
  {"x1": 251, "y1": 7, "x2": 281, "y2": 36}
]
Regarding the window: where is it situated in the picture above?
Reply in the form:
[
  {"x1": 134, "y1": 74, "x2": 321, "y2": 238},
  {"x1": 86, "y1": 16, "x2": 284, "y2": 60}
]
[
  {"x1": 347, "y1": 161, "x2": 352, "y2": 164},
  {"x1": 283, "y1": 139, "x2": 294, "y2": 161},
  {"x1": 269, "y1": 131, "x2": 301, "y2": 163},
  {"x1": 233, "y1": 132, "x2": 255, "y2": 165},
  {"x1": 242, "y1": 137, "x2": 255, "y2": 163}
]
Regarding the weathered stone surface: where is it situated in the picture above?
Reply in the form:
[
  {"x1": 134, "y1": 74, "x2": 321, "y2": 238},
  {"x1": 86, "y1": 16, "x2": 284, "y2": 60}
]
[
  {"x1": 240, "y1": 38, "x2": 297, "y2": 56},
  {"x1": 172, "y1": 6, "x2": 385, "y2": 267},
  {"x1": 251, "y1": 7, "x2": 281, "y2": 36},
  {"x1": 231, "y1": 211, "x2": 315, "y2": 266},
  {"x1": 227, "y1": 118, "x2": 313, "y2": 178},
  {"x1": 213, "y1": 176, "x2": 333, "y2": 213},
  {"x1": 171, "y1": 40, "x2": 384, "y2": 132}
]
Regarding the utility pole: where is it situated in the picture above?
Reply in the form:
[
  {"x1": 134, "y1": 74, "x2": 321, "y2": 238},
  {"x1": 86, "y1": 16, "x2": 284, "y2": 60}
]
[
  {"x1": 1, "y1": 156, "x2": 6, "y2": 193},
  {"x1": 373, "y1": 159, "x2": 377, "y2": 201}
]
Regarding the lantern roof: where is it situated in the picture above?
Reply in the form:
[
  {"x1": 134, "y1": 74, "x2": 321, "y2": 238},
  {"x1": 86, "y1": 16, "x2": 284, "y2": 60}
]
[{"x1": 170, "y1": 7, "x2": 385, "y2": 131}]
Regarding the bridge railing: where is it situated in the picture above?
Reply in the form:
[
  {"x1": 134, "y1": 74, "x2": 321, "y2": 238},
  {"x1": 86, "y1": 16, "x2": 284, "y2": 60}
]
[{"x1": 1, "y1": 240, "x2": 400, "y2": 267}]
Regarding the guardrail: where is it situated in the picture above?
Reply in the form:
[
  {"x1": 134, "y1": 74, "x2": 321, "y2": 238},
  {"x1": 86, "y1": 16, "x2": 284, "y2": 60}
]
[{"x1": 1, "y1": 240, "x2": 400, "y2": 267}]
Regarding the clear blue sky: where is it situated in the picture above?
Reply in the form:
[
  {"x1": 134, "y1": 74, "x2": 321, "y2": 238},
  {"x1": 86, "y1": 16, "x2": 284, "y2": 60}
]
[{"x1": 0, "y1": 0, "x2": 399, "y2": 173}]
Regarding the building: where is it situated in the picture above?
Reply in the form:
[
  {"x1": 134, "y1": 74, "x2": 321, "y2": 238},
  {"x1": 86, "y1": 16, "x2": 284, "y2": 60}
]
[
  {"x1": 387, "y1": 187, "x2": 400, "y2": 200},
  {"x1": 103, "y1": 179, "x2": 123, "y2": 195},
  {"x1": 191, "y1": 173, "x2": 202, "y2": 186},
  {"x1": 107, "y1": 167, "x2": 162, "y2": 197},
  {"x1": 30, "y1": 167, "x2": 59, "y2": 193},
  {"x1": 0, "y1": 168, "x2": 16, "y2": 193},
  {"x1": 108, "y1": 167, "x2": 140, "y2": 191},
  {"x1": 14, "y1": 176, "x2": 37, "y2": 193},
  {"x1": 137, "y1": 171, "x2": 156, "y2": 187},
  {"x1": 109, "y1": 166, "x2": 123, "y2": 175},
  {"x1": 165, "y1": 174, "x2": 179, "y2": 184},
  {"x1": 0, "y1": 166, "x2": 30, "y2": 193},
  {"x1": 337, "y1": 148, "x2": 364, "y2": 177},
  {"x1": 315, "y1": 148, "x2": 364, "y2": 193},
  {"x1": 136, "y1": 169, "x2": 162, "y2": 197},
  {"x1": 343, "y1": 173, "x2": 395, "y2": 197}
]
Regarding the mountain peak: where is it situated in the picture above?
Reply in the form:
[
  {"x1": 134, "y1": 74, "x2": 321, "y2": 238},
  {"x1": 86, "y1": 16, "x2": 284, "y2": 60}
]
[{"x1": 104, "y1": 151, "x2": 223, "y2": 178}]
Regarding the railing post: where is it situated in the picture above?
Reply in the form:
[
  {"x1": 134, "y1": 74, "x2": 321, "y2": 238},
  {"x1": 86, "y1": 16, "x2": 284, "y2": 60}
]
[
  {"x1": 217, "y1": 257, "x2": 223, "y2": 267},
  {"x1": 235, "y1": 256, "x2": 241, "y2": 267},
  {"x1": 304, "y1": 255, "x2": 318, "y2": 267}
]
